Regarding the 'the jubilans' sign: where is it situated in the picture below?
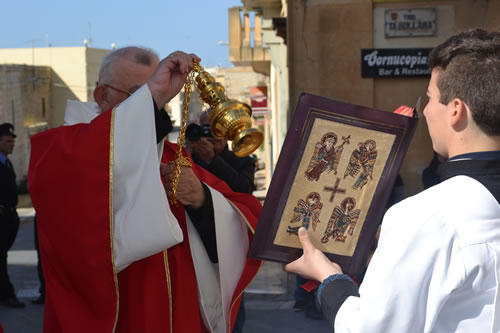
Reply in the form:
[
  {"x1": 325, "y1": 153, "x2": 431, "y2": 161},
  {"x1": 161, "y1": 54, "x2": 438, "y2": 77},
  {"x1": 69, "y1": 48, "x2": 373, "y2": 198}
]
[
  {"x1": 361, "y1": 48, "x2": 432, "y2": 78},
  {"x1": 385, "y1": 8, "x2": 437, "y2": 38}
]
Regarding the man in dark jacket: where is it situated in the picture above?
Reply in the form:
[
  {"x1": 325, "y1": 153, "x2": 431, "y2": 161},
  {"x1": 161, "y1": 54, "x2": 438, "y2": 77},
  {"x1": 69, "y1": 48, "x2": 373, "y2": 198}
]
[
  {"x1": 188, "y1": 112, "x2": 256, "y2": 195},
  {"x1": 0, "y1": 123, "x2": 24, "y2": 308}
]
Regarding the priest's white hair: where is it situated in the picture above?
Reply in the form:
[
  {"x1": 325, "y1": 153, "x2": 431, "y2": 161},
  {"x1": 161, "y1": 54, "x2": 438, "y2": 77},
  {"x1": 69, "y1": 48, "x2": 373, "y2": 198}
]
[{"x1": 98, "y1": 46, "x2": 159, "y2": 85}]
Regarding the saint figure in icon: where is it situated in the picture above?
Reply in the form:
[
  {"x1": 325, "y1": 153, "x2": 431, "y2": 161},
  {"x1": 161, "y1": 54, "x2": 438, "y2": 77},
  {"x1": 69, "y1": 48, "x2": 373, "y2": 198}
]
[
  {"x1": 344, "y1": 139, "x2": 378, "y2": 190},
  {"x1": 305, "y1": 132, "x2": 350, "y2": 182},
  {"x1": 321, "y1": 197, "x2": 361, "y2": 243},
  {"x1": 287, "y1": 192, "x2": 323, "y2": 235}
]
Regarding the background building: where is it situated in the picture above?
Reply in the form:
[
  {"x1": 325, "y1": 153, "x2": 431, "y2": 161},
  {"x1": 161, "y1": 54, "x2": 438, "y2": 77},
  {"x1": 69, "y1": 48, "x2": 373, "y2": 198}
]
[
  {"x1": 288, "y1": 0, "x2": 500, "y2": 195},
  {"x1": 0, "y1": 65, "x2": 51, "y2": 181},
  {"x1": 231, "y1": 0, "x2": 500, "y2": 196},
  {"x1": 0, "y1": 46, "x2": 109, "y2": 181},
  {"x1": 0, "y1": 46, "x2": 110, "y2": 128},
  {"x1": 229, "y1": 0, "x2": 288, "y2": 188}
]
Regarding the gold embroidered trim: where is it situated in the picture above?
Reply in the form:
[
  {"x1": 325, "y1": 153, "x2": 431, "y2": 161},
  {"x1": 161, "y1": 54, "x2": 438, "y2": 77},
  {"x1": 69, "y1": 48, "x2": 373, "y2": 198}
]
[
  {"x1": 109, "y1": 107, "x2": 119, "y2": 332},
  {"x1": 163, "y1": 251, "x2": 173, "y2": 333}
]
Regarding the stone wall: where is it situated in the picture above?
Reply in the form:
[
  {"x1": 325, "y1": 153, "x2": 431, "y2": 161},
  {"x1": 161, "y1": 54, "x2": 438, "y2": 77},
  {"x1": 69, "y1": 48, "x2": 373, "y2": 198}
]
[
  {"x1": 0, "y1": 65, "x2": 51, "y2": 182},
  {"x1": 287, "y1": 0, "x2": 500, "y2": 196}
]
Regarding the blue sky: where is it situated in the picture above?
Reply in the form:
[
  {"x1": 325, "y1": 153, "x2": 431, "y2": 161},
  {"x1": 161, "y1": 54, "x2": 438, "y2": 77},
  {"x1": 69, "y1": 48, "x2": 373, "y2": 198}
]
[{"x1": 1, "y1": 0, "x2": 244, "y2": 67}]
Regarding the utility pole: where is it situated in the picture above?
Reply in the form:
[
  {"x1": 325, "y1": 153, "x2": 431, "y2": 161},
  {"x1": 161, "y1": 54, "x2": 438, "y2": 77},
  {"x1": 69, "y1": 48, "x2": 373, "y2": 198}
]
[{"x1": 25, "y1": 39, "x2": 36, "y2": 90}]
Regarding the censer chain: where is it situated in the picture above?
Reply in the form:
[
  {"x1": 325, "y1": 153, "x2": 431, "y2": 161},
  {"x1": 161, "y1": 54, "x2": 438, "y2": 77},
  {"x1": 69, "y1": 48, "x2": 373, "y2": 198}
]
[{"x1": 170, "y1": 61, "x2": 201, "y2": 205}]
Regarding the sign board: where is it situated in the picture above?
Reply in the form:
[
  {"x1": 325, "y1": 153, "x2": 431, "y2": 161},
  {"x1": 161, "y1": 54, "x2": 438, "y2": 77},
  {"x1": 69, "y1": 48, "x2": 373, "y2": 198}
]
[
  {"x1": 361, "y1": 48, "x2": 432, "y2": 78},
  {"x1": 250, "y1": 86, "x2": 268, "y2": 115},
  {"x1": 385, "y1": 8, "x2": 436, "y2": 38}
]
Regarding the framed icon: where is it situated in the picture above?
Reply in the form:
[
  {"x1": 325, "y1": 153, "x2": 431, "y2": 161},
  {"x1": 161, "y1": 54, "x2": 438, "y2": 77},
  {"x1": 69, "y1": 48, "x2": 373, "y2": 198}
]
[{"x1": 248, "y1": 93, "x2": 418, "y2": 278}]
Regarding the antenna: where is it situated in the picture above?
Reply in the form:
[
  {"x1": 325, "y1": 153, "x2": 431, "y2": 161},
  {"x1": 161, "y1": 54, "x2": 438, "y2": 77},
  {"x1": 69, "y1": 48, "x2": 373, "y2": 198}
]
[
  {"x1": 24, "y1": 40, "x2": 36, "y2": 90},
  {"x1": 87, "y1": 21, "x2": 93, "y2": 47}
]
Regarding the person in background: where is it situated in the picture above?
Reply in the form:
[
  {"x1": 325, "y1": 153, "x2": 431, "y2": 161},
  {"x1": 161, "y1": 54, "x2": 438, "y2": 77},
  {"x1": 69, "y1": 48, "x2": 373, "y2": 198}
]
[
  {"x1": 188, "y1": 111, "x2": 256, "y2": 194},
  {"x1": 0, "y1": 123, "x2": 24, "y2": 308},
  {"x1": 32, "y1": 215, "x2": 44, "y2": 304}
]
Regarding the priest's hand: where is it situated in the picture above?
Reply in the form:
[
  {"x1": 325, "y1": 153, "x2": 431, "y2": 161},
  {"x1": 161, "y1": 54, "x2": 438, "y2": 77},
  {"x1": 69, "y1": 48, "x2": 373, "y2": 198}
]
[
  {"x1": 284, "y1": 227, "x2": 343, "y2": 282},
  {"x1": 161, "y1": 163, "x2": 205, "y2": 209},
  {"x1": 148, "y1": 51, "x2": 201, "y2": 108}
]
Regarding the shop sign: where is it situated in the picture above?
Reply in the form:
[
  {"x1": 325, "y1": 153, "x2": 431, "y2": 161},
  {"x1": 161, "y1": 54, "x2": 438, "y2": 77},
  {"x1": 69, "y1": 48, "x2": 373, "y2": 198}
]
[
  {"x1": 385, "y1": 8, "x2": 436, "y2": 38},
  {"x1": 250, "y1": 86, "x2": 268, "y2": 115},
  {"x1": 361, "y1": 48, "x2": 432, "y2": 78}
]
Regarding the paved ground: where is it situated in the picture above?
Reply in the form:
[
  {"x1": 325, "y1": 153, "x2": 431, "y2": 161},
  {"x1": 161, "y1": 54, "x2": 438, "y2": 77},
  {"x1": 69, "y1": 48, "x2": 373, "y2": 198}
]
[
  {"x1": 0, "y1": 212, "x2": 330, "y2": 333},
  {"x1": 1, "y1": 212, "x2": 44, "y2": 333},
  {"x1": 244, "y1": 294, "x2": 330, "y2": 333}
]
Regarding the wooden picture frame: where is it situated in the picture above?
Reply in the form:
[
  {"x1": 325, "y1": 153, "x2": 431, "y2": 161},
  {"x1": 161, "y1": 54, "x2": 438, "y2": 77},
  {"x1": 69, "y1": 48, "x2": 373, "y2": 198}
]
[{"x1": 249, "y1": 93, "x2": 419, "y2": 279}]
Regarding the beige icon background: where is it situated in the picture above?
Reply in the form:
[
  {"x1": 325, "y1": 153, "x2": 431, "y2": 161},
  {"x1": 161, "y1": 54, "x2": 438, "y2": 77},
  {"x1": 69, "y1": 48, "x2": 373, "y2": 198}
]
[{"x1": 273, "y1": 117, "x2": 396, "y2": 257}]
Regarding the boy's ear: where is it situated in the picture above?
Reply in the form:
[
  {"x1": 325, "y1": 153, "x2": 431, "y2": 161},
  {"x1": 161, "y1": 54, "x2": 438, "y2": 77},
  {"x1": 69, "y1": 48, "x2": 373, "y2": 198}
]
[{"x1": 449, "y1": 98, "x2": 467, "y2": 129}]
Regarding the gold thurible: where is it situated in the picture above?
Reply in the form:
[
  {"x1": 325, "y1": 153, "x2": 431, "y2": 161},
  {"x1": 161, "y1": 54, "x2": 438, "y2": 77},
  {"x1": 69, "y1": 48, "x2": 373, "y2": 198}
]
[{"x1": 169, "y1": 60, "x2": 264, "y2": 205}]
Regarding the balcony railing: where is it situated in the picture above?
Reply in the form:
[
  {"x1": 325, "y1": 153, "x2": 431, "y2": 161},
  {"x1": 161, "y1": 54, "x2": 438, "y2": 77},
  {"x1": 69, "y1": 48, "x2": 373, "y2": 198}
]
[{"x1": 228, "y1": 7, "x2": 270, "y2": 69}]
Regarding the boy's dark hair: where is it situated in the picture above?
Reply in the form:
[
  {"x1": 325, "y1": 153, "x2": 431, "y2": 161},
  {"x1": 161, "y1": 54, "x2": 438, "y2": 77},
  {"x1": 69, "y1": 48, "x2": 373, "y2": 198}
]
[{"x1": 428, "y1": 28, "x2": 500, "y2": 135}]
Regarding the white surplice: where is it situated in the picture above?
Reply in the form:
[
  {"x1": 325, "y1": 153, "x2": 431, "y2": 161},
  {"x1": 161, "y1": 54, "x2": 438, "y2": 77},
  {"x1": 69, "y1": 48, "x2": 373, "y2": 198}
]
[
  {"x1": 64, "y1": 85, "x2": 250, "y2": 333},
  {"x1": 335, "y1": 175, "x2": 500, "y2": 333}
]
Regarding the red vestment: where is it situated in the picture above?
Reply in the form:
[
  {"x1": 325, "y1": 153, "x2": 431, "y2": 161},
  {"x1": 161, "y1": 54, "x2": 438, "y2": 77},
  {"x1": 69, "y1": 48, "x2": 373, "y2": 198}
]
[{"x1": 28, "y1": 108, "x2": 261, "y2": 333}]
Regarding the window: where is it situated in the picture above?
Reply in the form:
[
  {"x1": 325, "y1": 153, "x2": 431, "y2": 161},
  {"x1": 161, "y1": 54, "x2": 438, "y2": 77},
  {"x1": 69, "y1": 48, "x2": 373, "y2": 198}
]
[{"x1": 41, "y1": 98, "x2": 46, "y2": 118}]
